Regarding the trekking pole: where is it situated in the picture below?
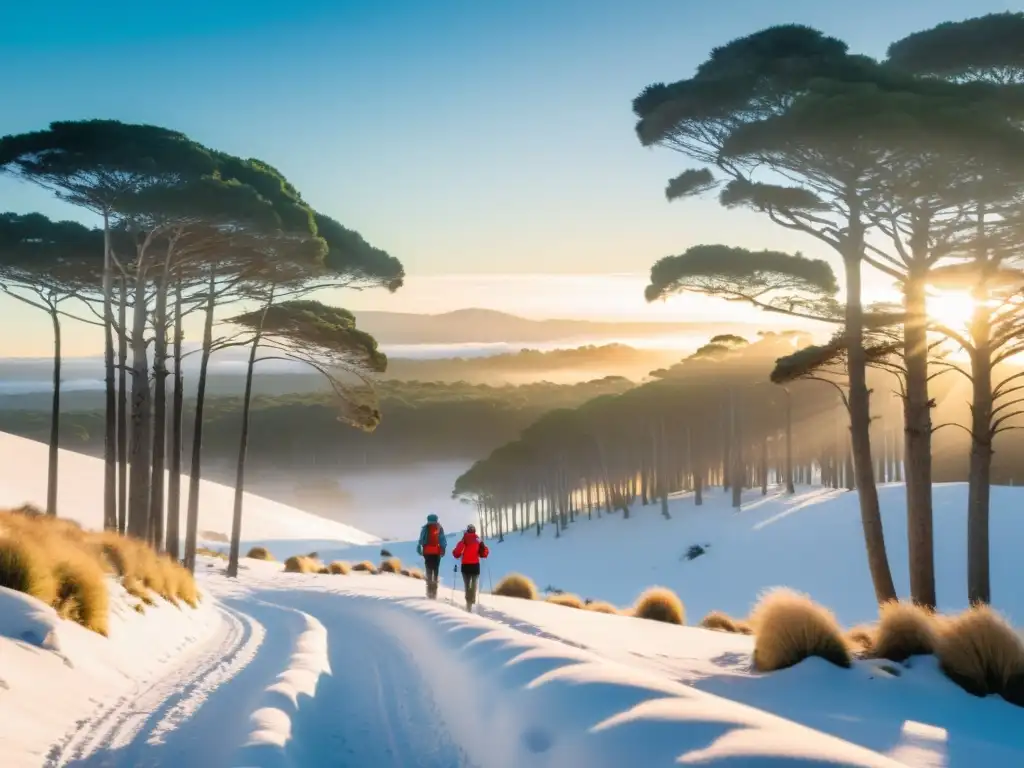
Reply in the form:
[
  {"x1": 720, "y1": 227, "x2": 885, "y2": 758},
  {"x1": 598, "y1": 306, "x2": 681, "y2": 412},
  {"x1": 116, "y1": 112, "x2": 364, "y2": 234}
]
[
  {"x1": 450, "y1": 563, "x2": 458, "y2": 604},
  {"x1": 486, "y1": 560, "x2": 494, "y2": 596}
]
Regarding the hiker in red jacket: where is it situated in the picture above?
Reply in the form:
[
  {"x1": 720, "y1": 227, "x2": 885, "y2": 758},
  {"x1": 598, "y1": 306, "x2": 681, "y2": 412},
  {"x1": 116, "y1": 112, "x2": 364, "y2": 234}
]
[{"x1": 452, "y1": 524, "x2": 489, "y2": 610}]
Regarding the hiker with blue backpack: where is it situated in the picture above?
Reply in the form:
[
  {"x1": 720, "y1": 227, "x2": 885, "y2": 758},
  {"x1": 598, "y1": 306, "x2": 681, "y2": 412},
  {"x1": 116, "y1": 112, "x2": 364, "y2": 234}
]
[{"x1": 417, "y1": 514, "x2": 447, "y2": 599}]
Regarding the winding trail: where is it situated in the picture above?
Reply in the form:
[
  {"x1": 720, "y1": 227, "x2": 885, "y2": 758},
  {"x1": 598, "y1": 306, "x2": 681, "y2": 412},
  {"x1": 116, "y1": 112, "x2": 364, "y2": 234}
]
[{"x1": 46, "y1": 590, "x2": 466, "y2": 768}]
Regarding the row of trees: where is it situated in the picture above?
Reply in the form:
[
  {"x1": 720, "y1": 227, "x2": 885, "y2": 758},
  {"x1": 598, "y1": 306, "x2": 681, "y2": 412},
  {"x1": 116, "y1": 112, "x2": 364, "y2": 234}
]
[
  {"x1": 457, "y1": 12, "x2": 1024, "y2": 609},
  {"x1": 0, "y1": 120, "x2": 403, "y2": 576},
  {"x1": 454, "y1": 333, "x2": 901, "y2": 539}
]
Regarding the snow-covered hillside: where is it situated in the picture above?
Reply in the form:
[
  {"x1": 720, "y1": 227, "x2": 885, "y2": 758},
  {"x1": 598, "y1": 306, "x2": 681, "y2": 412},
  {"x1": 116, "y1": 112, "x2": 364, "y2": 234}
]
[
  {"x1": 0, "y1": 432, "x2": 378, "y2": 551},
  {"x1": 3, "y1": 432, "x2": 1024, "y2": 766},
  {"x1": 329, "y1": 482, "x2": 1024, "y2": 626}
]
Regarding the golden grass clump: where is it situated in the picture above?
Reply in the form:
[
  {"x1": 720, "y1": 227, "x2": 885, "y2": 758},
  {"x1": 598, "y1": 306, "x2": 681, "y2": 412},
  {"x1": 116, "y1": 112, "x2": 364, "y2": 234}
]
[
  {"x1": 407, "y1": 567, "x2": 424, "y2": 580},
  {"x1": 380, "y1": 558, "x2": 402, "y2": 574},
  {"x1": 632, "y1": 587, "x2": 686, "y2": 625},
  {"x1": 546, "y1": 593, "x2": 585, "y2": 609},
  {"x1": 750, "y1": 588, "x2": 851, "y2": 672},
  {"x1": 872, "y1": 601, "x2": 938, "y2": 662},
  {"x1": 584, "y1": 601, "x2": 619, "y2": 614},
  {"x1": 846, "y1": 625, "x2": 877, "y2": 656},
  {"x1": 0, "y1": 536, "x2": 57, "y2": 606},
  {"x1": 352, "y1": 560, "x2": 379, "y2": 574},
  {"x1": 0, "y1": 507, "x2": 198, "y2": 635},
  {"x1": 124, "y1": 576, "x2": 156, "y2": 606},
  {"x1": 246, "y1": 546, "x2": 274, "y2": 561},
  {"x1": 328, "y1": 561, "x2": 351, "y2": 575},
  {"x1": 936, "y1": 604, "x2": 1024, "y2": 703},
  {"x1": 284, "y1": 555, "x2": 320, "y2": 574},
  {"x1": 53, "y1": 552, "x2": 109, "y2": 635},
  {"x1": 700, "y1": 610, "x2": 751, "y2": 634},
  {"x1": 493, "y1": 573, "x2": 538, "y2": 600},
  {"x1": 317, "y1": 566, "x2": 331, "y2": 574}
]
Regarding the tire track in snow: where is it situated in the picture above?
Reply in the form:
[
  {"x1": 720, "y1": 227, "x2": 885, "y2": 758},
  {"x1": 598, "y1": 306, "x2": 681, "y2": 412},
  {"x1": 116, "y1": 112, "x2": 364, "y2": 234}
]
[{"x1": 45, "y1": 602, "x2": 263, "y2": 767}]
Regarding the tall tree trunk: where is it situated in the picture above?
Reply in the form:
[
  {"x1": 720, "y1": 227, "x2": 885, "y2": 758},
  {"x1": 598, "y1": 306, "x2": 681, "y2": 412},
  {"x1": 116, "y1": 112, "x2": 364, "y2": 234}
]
[
  {"x1": 784, "y1": 388, "x2": 795, "y2": 494},
  {"x1": 166, "y1": 280, "x2": 184, "y2": 560},
  {"x1": 967, "y1": 206, "x2": 995, "y2": 604},
  {"x1": 904, "y1": 261, "x2": 936, "y2": 608},
  {"x1": 46, "y1": 306, "x2": 61, "y2": 517},
  {"x1": 730, "y1": 390, "x2": 742, "y2": 509},
  {"x1": 102, "y1": 214, "x2": 118, "y2": 531},
  {"x1": 117, "y1": 274, "x2": 129, "y2": 534},
  {"x1": 843, "y1": 225, "x2": 898, "y2": 604},
  {"x1": 148, "y1": 263, "x2": 171, "y2": 551},
  {"x1": 127, "y1": 268, "x2": 152, "y2": 540},
  {"x1": 184, "y1": 270, "x2": 216, "y2": 573},
  {"x1": 227, "y1": 331, "x2": 262, "y2": 578}
]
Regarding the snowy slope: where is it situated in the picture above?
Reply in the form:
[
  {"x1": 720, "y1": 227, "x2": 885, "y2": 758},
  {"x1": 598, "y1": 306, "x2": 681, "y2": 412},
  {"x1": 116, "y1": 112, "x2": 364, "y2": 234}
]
[
  {"x1": 0, "y1": 432, "x2": 378, "y2": 551},
  {"x1": 16, "y1": 560, "x2": 1019, "y2": 767},
  {"x1": 329, "y1": 483, "x2": 1024, "y2": 627},
  {"x1": 0, "y1": 583, "x2": 226, "y2": 768}
]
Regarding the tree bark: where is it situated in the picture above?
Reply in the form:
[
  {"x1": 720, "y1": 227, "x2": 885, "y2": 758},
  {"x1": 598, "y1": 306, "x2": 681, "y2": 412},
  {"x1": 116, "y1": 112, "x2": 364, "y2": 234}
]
[
  {"x1": 784, "y1": 388, "x2": 795, "y2": 493},
  {"x1": 148, "y1": 262, "x2": 171, "y2": 551},
  {"x1": 903, "y1": 265, "x2": 936, "y2": 608},
  {"x1": 730, "y1": 390, "x2": 742, "y2": 509},
  {"x1": 167, "y1": 280, "x2": 184, "y2": 561},
  {"x1": 127, "y1": 267, "x2": 152, "y2": 540},
  {"x1": 967, "y1": 338, "x2": 993, "y2": 605},
  {"x1": 102, "y1": 214, "x2": 118, "y2": 531},
  {"x1": 184, "y1": 270, "x2": 217, "y2": 573},
  {"x1": 117, "y1": 274, "x2": 128, "y2": 534},
  {"x1": 843, "y1": 223, "x2": 898, "y2": 604},
  {"x1": 46, "y1": 306, "x2": 61, "y2": 517},
  {"x1": 227, "y1": 330, "x2": 262, "y2": 579}
]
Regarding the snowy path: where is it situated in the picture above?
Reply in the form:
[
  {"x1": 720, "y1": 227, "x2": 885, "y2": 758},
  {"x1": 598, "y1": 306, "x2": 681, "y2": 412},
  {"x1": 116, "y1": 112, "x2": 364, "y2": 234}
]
[
  {"x1": 46, "y1": 589, "x2": 463, "y2": 768},
  {"x1": 36, "y1": 579, "x2": 911, "y2": 768}
]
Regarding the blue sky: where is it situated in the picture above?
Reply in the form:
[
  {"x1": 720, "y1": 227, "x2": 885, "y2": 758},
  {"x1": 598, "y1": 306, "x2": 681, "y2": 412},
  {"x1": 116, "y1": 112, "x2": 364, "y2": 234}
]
[{"x1": 0, "y1": 0, "x2": 1013, "y2": 352}]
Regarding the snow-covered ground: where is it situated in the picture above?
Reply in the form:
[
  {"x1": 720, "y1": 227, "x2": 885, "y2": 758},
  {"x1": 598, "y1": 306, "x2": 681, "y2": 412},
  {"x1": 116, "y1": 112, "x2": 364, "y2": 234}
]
[
  {"x1": 8, "y1": 560, "x2": 1022, "y2": 767},
  {"x1": 3, "y1": 431, "x2": 1024, "y2": 766},
  {"x1": 0, "y1": 432, "x2": 378, "y2": 552},
  {"x1": 328, "y1": 482, "x2": 1024, "y2": 627}
]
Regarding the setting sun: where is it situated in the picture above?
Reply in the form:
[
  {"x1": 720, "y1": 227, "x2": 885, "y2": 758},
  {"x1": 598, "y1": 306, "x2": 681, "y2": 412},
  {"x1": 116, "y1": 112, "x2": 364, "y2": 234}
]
[{"x1": 927, "y1": 290, "x2": 978, "y2": 330}]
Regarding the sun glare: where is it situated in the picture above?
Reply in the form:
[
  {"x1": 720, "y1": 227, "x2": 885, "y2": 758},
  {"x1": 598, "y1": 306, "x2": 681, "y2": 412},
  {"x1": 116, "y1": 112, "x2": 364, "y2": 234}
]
[{"x1": 927, "y1": 290, "x2": 977, "y2": 330}]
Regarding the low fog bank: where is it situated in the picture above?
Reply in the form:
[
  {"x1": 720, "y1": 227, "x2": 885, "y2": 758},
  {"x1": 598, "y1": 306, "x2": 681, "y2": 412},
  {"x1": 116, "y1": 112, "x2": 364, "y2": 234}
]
[{"x1": 241, "y1": 462, "x2": 473, "y2": 540}]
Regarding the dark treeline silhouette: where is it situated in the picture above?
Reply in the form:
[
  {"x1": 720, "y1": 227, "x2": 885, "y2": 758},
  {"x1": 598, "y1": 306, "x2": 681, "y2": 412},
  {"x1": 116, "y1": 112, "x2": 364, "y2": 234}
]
[{"x1": 0, "y1": 377, "x2": 635, "y2": 476}]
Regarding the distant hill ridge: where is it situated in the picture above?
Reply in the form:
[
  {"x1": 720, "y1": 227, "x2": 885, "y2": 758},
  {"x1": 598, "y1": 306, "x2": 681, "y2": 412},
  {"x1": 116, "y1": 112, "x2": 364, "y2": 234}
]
[{"x1": 352, "y1": 308, "x2": 753, "y2": 344}]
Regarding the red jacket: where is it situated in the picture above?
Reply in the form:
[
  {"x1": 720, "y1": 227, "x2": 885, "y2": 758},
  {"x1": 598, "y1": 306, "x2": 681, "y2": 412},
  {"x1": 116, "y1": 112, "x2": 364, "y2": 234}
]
[{"x1": 453, "y1": 533, "x2": 489, "y2": 565}]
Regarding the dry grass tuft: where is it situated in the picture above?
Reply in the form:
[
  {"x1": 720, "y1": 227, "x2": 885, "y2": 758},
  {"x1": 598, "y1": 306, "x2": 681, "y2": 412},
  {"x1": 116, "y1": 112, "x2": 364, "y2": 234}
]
[
  {"x1": 246, "y1": 546, "x2": 274, "y2": 561},
  {"x1": 328, "y1": 561, "x2": 351, "y2": 575},
  {"x1": 196, "y1": 546, "x2": 227, "y2": 559},
  {"x1": 936, "y1": 604, "x2": 1024, "y2": 703},
  {"x1": 352, "y1": 560, "x2": 379, "y2": 574},
  {"x1": 700, "y1": 611, "x2": 748, "y2": 634},
  {"x1": 132, "y1": 602, "x2": 146, "y2": 615},
  {"x1": 872, "y1": 601, "x2": 938, "y2": 662},
  {"x1": 124, "y1": 577, "x2": 156, "y2": 606},
  {"x1": 846, "y1": 625, "x2": 877, "y2": 656},
  {"x1": 407, "y1": 567, "x2": 424, "y2": 580},
  {"x1": 584, "y1": 601, "x2": 619, "y2": 614},
  {"x1": 493, "y1": 573, "x2": 537, "y2": 600},
  {"x1": 380, "y1": 558, "x2": 402, "y2": 574},
  {"x1": 0, "y1": 536, "x2": 57, "y2": 605},
  {"x1": 0, "y1": 508, "x2": 198, "y2": 634},
  {"x1": 633, "y1": 587, "x2": 686, "y2": 625},
  {"x1": 284, "y1": 555, "x2": 320, "y2": 574},
  {"x1": 317, "y1": 566, "x2": 331, "y2": 574},
  {"x1": 53, "y1": 552, "x2": 109, "y2": 635},
  {"x1": 750, "y1": 588, "x2": 850, "y2": 672},
  {"x1": 546, "y1": 593, "x2": 584, "y2": 609}
]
